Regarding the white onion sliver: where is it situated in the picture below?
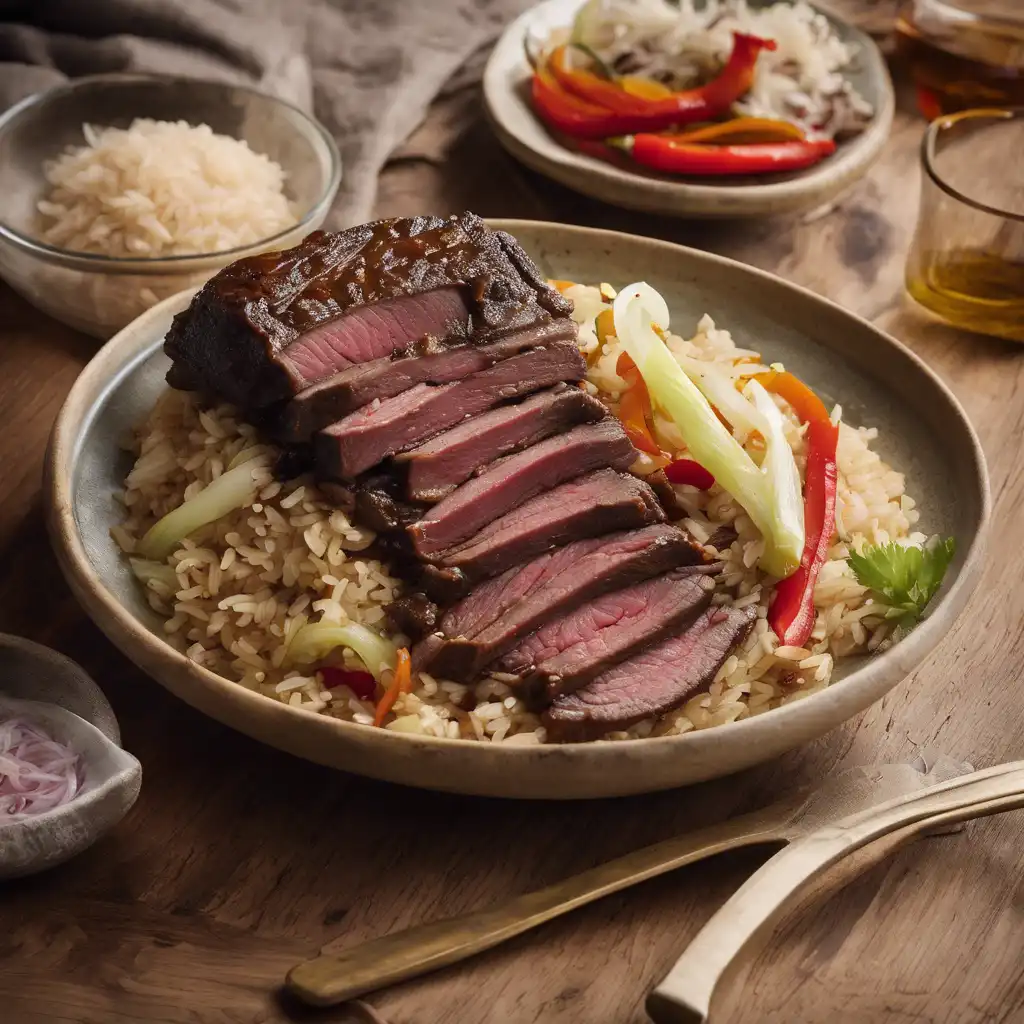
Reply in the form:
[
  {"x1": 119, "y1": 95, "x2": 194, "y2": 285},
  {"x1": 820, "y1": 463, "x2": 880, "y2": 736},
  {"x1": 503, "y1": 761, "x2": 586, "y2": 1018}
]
[{"x1": 0, "y1": 716, "x2": 83, "y2": 819}]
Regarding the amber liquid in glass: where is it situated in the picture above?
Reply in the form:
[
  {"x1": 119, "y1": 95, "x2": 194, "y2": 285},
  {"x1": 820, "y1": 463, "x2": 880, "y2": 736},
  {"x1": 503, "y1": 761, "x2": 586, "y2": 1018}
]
[
  {"x1": 895, "y1": 3, "x2": 1024, "y2": 116},
  {"x1": 907, "y1": 250, "x2": 1024, "y2": 341}
]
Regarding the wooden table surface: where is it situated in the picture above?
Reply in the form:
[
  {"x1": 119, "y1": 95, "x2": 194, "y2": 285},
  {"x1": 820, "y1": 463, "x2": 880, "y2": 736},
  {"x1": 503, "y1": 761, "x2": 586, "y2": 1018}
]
[{"x1": 4, "y1": 12, "x2": 1024, "y2": 1024}]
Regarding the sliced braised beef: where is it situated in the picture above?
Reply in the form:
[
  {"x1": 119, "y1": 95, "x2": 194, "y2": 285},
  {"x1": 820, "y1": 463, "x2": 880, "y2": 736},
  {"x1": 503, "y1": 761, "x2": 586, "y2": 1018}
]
[
  {"x1": 161, "y1": 209, "x2": 747, "y2": 726},
  {"x1": 315, "y1": 341, "x2": 586, "y2": 480},
  {"x1": 408, "y1": 419, "x2": 637, "y2": 558},
  {"x1": 385, "y1": 593, "x2": 439, "y2": 642},
  {"x1": 544, "y1": 605, "x2": 757, "y2": 741},
  {"x1": 352, "y1": 475, "x2": 426, "y2": 535},
  {"x1": 646, "y1": 469, "x2": 688, "y2": 520},
  {"x1": 163, "y1": 213, "x2": 571, "y2": 408},
  {"x1": 416, "y1": 564, "x2": 474, "y2": 606},
  {"x1": 441, "y1": 524, "x2": 704, "y2": 643},
  {"x1": 428, "y1": 468, "x2": 665, "y2": 595},
  {"x1": 399, "y1": 385, "x2": 607, "y2": 502},
  {"x1": 499, "y1": 569, "x2": 715, "y2": 705},
  {"x1": 419, "y1": 528, "x2": 710, "y2": 681},
  {"x1": 274, "y1": 321, "x2": 579, "y2": 443}
]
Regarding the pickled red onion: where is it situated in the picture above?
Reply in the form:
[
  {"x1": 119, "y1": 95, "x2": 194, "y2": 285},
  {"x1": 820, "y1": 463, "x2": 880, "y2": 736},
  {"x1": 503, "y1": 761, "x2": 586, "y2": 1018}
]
[{"x1": 0, "y1": 716, "x2": 83, "y2": 819}]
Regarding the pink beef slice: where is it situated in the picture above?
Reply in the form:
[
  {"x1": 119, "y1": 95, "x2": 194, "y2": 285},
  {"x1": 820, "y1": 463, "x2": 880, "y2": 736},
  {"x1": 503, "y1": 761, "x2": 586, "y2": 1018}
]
[
  {"x1": 416, "y1": 526, "x2": 709, "y2": 681},
  {"x1": 427, "y1": 469, "x2": 666, "y2": 592},
  {"x1": 162, "y1": 212, "x2": 572, "y2": 408},
  {"x1": 314, "y1": 341, "x2": 586, "y2": 480},
  {"x1": 499, "y1": 568, "x2": 716, "y2": 704},
  {"x1": 274, "y1": 321, "x2": 580, "y2": 443},
  {"x1": 544, "y1": 605, "x2": 757, "y2": 741},
  {"x1": 407, "y1": 418, "x2": 638, "y2": 558},
  {"x1": 399, "y1": 383, "x2": 607, "y2": 502},
  {"x1": 278, "y1": 287, "x2": 470, "y2": 391}
]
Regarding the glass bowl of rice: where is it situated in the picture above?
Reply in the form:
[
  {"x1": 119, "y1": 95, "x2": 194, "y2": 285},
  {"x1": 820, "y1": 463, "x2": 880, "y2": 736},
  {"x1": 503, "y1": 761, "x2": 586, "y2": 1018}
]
[{"x1": 0, "y1": 74, "x2": 341, "y2": 339}]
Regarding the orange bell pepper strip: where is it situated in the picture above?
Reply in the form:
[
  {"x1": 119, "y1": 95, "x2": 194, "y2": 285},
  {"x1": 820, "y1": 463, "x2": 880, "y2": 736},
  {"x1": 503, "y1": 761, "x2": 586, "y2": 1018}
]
[
  {"x1": 548, "y1": 33, "x2": 776, "y2": 134},
  {"x1": 531, "y1": 61, "x2": 647, "y2": 139},
  {"x1": 664, "y1": 117, "x2": 807, "y2": 145},
  {"x1": 373, "y1": 648, "x2": 412, "y2": 727},
  {"x1": 616, "y1": 352, "x2": 665, "y2": 457},
  {"x1": 618, "y1": 76, "x2": 674, "y2": 101},
  {"x1": 756, "y1": 371, "x2": 839, "y2": 647}
]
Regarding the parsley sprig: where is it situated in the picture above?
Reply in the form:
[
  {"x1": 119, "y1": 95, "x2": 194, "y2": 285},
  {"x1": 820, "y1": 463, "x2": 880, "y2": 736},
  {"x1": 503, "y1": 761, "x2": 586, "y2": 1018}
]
[{"x1": 848, "y1": 536, "x2": 956, "y2": 629}]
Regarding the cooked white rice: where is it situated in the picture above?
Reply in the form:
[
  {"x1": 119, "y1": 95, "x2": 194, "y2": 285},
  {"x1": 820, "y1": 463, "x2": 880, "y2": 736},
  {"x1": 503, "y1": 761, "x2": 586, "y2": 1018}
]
[
  {"x1": 37, "y1": 119, "x2": 296, "y2": 258},
  {"x1": 113, "y1": 283, "x2": 922, "y2": 743}
]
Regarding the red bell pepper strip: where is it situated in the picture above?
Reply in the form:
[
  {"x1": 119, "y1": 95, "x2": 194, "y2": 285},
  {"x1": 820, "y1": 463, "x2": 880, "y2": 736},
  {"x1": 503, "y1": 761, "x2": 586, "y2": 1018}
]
[
  {"x1": 530, "y1": 62, "x2": 646, "y2": 139},
  {"x1": 625, "y1": 134, "x2": 837, "y2": 176},
  {"x1": 756, "y1": 371, "x2": 839, "y2": 648},
  {"x1": 319, "y1": 666, "x2": 376, "y2": 701},
  {"x1": 373, "y1": 648, "x2": 412, "y2": 727},
  {"x1": 548, "y1": 33, "x2": 775, "y2": 133},
  {"x1": 664, "y1": 458, "x2": 715, "y2": 490},
  {"x1": 616, "y1": 352, "x2": 664, "y2": 457}
]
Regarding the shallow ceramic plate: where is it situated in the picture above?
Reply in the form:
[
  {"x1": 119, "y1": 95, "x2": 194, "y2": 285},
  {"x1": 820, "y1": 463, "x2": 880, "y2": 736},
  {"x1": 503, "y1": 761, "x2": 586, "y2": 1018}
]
[
  {"x1": 483, "y1": 0, "x2": 895, "y2": 218},
  {"x1": 46, "y1": 221, "x2": 988, "y2": 800}
]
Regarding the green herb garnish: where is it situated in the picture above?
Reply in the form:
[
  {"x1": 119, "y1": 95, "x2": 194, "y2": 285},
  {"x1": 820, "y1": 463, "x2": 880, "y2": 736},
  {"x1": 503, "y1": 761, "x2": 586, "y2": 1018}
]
[{"x1": 848, "y1": 536, "x2": 956, "y2": 628}]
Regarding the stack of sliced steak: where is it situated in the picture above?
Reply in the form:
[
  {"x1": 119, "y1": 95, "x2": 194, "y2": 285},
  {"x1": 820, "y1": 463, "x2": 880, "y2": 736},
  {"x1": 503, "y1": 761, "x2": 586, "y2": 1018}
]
[{"x1": 163, "y1": 212, "x2": 755, "y2": 740}]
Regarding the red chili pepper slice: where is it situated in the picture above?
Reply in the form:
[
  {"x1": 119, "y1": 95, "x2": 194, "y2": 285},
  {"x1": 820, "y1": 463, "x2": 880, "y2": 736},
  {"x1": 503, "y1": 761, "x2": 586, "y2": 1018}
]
[
  {"x1": 547, "y1": 33, "x2": 775, "y2": 134},
  {"x1": 626, "y1": 134, "x2": 837, "y2": 176},
  {"x1": 664, "y1": 458, "x2": 715, "y2": 490},
  {"x1": 756, "y1": 371, "x2": 839, "y2": 648},
  {"x1": 319, "y1": 666, "x2": 377, "y2": 701}
]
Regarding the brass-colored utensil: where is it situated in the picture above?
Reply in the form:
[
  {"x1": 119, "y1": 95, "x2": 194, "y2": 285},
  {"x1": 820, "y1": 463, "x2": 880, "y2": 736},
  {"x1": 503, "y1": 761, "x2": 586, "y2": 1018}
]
[
  {"x1": 286, "y1": 755, "x2": 970, "y2": 1007},
  {"x1": 647, "y1": 759, "x2": 1024, "y2": 1024}
]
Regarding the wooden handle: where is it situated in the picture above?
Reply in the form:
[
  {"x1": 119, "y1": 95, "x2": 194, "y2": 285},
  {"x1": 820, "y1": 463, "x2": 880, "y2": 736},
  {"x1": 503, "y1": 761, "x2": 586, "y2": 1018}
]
[
  {"x1": 646, "y1": 762, "x2": 1024, "y2": 1024},
  {"x1": 286, "y1": 809, "x2": 782, "y2": 1007}
]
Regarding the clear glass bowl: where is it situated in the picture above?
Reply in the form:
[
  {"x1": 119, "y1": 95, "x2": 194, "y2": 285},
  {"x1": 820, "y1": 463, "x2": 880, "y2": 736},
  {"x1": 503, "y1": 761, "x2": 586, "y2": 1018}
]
[{"x1": 0, "y1": 74, "x2": 342, "y2": 339}]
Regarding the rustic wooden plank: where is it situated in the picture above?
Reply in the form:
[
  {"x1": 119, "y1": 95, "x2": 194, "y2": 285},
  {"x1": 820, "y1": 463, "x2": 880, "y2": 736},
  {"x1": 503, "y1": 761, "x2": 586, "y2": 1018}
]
[{"x1": 2, "y1": 12, "x2": 1023, "y2": 1023}]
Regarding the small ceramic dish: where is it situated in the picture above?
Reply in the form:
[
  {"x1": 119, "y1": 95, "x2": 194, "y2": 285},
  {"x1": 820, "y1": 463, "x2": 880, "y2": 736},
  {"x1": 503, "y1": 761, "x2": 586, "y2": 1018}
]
[
  {"x1": 0, "y1": 633, "x2": 141, "y2": 879},
  {"x1": 483, "y1": 0, "x2": 895, "y2": 218},
  {"x1": 44, "y1": 220, "x2": 989, "y2": 800},
  {"x1": 0, "y1": 74, "x2": 341, "y2": 338}
]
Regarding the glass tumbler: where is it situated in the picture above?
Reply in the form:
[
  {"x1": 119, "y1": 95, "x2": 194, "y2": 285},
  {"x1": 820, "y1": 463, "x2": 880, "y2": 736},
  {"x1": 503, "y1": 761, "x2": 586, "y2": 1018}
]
[{"x1": 905, "y1": 107, "x2": 1024, "y2": 341}]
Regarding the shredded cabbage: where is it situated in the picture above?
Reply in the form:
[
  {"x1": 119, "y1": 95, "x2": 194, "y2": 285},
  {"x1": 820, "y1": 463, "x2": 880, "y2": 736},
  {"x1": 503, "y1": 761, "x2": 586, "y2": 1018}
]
[
  {"x1": 286, "y1": 622, "x2": 398, "y2": 679},
  {"x1": 677, "y1": 355, "x2": 769, "y2": 444},
  {"x1": 136, "y1": 458, "x2": 270, "y2": 560},
  {"x1": 129, "y1": 558, "x2": 178, "y2": 591},
  {"x1": 613, "y1": 282, "x2": 804, "y2": 577},
  {"x1": 745, "y1": 379, "x2": 805, "y2": 573}
]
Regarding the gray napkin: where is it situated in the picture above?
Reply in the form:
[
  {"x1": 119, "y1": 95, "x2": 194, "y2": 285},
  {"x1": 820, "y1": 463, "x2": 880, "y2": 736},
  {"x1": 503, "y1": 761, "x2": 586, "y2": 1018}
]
[{"x1": 0, "y1": 0, "x2": 533, "y2": 227}]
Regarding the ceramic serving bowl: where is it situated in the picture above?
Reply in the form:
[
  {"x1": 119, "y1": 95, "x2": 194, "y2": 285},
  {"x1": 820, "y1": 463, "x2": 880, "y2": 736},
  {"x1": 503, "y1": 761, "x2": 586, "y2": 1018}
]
[
  {"x1": 483, "y1": 0, "x2": 895, "y2": 218},
  {"x1": 45, "y1": 221, "x2": 989, "y2": 800},
  {"x1": 0, "y1": 633, "x2": 141, "y2": 878},
  {"x1": 0, "y1": 74, "x2": 341, "y2": 339}
]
